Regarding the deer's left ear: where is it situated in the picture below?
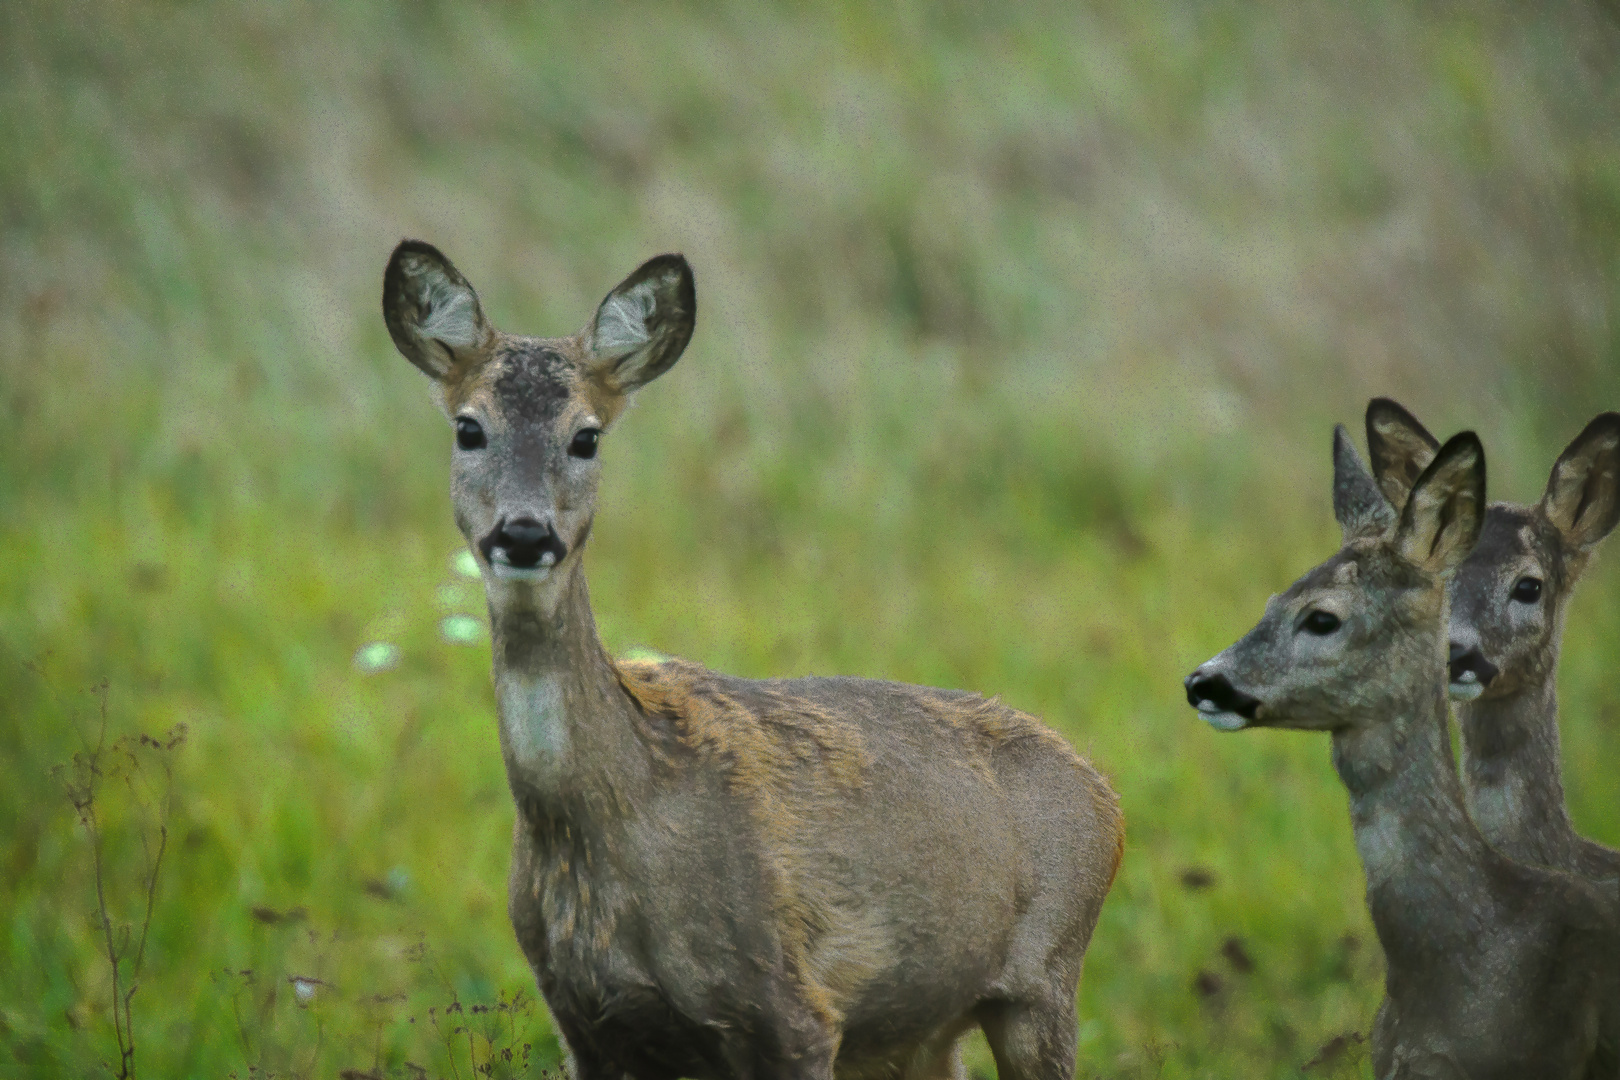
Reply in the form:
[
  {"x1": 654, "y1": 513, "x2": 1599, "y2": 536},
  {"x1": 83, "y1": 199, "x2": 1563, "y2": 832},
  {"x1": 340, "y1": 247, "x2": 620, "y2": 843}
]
[
  {"x1": 1542, "y1": 412, "x2": 1620, "y2": 552},
  {"x1": 1394, "y1": 431, "x2": 1486, "y2": 575},
  {"x1": 586, "y1": 254, "x2": 696, "y2": 395},
  {"x1": 1365, "y1": 397, "x2": 1439, "y2": 512}
]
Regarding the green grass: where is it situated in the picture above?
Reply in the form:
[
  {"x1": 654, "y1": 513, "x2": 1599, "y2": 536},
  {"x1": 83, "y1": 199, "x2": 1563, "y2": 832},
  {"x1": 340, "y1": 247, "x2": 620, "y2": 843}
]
[{"x1": 3, "y1": 1, "x2": 1620, "y2": 1076}]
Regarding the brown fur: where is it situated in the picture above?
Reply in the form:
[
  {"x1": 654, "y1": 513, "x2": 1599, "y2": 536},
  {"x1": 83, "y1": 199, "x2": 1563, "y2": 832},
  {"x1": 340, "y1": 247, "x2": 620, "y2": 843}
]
[
  {"x1": 383, "y1": 240, "x2": 1124, "y2": 1080},
  {"x1": 607, "y1": 657, "x2": 1124, "y2": 1034},
  {"x1": 614, "y1": 658, "x2": 872, "y2": 789}
]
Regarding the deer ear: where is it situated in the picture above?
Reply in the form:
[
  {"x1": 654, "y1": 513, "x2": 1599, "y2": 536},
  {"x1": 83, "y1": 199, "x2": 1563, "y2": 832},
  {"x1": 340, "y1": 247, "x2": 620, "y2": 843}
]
[
  {"x1": 1365, "y1": 397, "x2": 1439, "y2": 512},
  {"x1": 587, "y1": 254, "x2": 696, "y2": 395},
  {"x1": 1394, "y1": 431, "x2": 1486, "y2": 574},
  {"x1": 1541, "y1": 412, "x2": 1620, "y2": 551},
  {"x1": 1333, "y1": 424, "x2": 1396, "y2": 543},
  {"x1": 383, "y1": 240, "x2": 495, "y2": 381}
]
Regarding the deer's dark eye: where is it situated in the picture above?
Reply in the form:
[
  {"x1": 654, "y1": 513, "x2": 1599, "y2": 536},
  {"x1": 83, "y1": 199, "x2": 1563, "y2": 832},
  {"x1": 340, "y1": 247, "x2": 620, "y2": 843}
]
[
  {"x1": 569, "y1": 428, "x2": 600, "y2": 460},
  {"x1": 1302, "y1": 610, "x2": 1342, "y2": 636},
  {"x1": 1510, "y1": 576, "x2": 1542, "y2": 604},
  {"x1": 455, "y1": 417, "x2": 486, "y2": 451}
]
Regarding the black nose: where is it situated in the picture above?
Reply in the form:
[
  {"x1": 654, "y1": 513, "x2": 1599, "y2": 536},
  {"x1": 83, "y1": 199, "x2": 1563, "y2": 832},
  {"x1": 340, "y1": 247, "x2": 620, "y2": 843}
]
[
  {"x1": 483, "y1": 517, "x2": 568, "y2": 570},
  {"x1": 1184, "y1": 672, "x2": 1261, "y2": 720},
  {"x1": 1448, "y1": 642, "x2": 1499, "y2": 687}
]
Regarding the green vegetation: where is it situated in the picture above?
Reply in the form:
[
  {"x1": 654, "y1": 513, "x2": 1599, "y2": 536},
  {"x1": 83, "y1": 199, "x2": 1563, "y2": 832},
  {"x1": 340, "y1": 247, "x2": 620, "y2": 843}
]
[{"x1": 3, "y1": 1, "x2": 1618, "y2": 1076}]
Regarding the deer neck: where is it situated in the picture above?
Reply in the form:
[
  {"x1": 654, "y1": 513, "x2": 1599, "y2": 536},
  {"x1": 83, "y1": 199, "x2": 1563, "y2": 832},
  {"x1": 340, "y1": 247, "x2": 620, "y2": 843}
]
[
  {"x1": 488, "y1": 562, "x2": 651, "y2": 822},
  {"x1": 1455, "y1": 679, "x2": 1575, "y2": 871},
  {"x1": 1330, "y1": 678, "x2": 1494, "y2": 949}
]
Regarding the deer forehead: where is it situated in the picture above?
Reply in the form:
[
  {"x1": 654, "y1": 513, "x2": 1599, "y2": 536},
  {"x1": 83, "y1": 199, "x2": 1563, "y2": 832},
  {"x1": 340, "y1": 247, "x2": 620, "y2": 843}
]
[
  {"x1": 1287, "y1": 546, "x2": 1430, "y2": 609},
  {"x1": 449, "y1": 337, "x2": 613, "y2": 432},
  {"x1": 1464, "y1": 507, "x2": 1561, "y2": 582},
  {"x1": 1292, "y1": 548, "x2": 1374, "y2": 595}
]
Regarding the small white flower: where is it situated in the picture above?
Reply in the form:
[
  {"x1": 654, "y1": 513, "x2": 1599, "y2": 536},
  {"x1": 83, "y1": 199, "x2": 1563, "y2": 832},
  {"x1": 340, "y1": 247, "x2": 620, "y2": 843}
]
[
  {"x1": 453, "y1": 549, "x2": 482, "y2": 579},
  {"x1": 440, "y1": 615, "x2": 483, "y2": 645},
  {"x1": 353, "y1": 642, "x2": 400, "y2": 674},
  {"x1": 291, "y1": 977, "x2": 320, "y2": 1003}
]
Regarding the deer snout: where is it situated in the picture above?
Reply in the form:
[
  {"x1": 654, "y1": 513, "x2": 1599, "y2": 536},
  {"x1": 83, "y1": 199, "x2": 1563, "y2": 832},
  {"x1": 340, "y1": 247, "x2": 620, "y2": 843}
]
[
  {"x1": 1184, "y1": 668, "x2": 1261, "y2": 731},
  {"x1": 1447, "y1": 640, "x2": 1498, "y2": 702},
  {"x1": 481, "y1": 516, "x2": 569, "y2": 576}
]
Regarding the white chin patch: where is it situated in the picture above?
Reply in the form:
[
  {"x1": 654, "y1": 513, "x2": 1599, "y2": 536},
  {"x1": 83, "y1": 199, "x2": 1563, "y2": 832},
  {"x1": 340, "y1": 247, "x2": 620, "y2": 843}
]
[
  {"x1": 1201, "y1": 710, "x2": 1250, "y2": 732},
  {"x1": 490, "y1": 562, "x2": 551, "y2": 582},
  {"x1": 488, "y1": 550, "x2": 559, "y2": 582},
  {"x1": 1195, "y1": 699, "x2": 1250, "y2": 730},
  {"x1": 1449, "y1": 680, "x2": 1485, "y2": 702}
]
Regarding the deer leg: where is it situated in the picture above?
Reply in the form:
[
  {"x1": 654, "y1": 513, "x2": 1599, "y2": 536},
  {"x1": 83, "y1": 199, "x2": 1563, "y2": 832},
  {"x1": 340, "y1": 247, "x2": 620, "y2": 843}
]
[
  {"x1": 903, "y1": 1038, "x2": 967, "y2": 1080},
  {"x1": 720, "y1": 1042, "x2": 836, "y2": 1080},
  {"x1": 720, "y1": 1010, "x2": 839, "y2": 1080},
  {"x1": 978, "y1": 999, "x2": 1076, "y2": 1080},
  {"x1": 775, "y1": 1048, "x2": 838, "y2": 1080},
  {"x1": 562, "y1": 1041, "x2": 626, "y2": 1080}
]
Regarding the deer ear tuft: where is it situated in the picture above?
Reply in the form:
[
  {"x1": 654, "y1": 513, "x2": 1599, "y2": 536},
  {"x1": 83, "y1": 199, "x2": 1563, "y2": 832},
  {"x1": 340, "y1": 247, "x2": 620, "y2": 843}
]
[{"x1": 587, "y1": 254, "x2": 696, "y2": 395}]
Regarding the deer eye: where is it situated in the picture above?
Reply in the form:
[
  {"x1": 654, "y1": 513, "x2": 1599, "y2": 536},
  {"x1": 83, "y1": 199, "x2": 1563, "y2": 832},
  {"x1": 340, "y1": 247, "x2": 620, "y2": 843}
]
[
  {"x1": 1510, "y1": 576, "x2": 1542, "y2": 604},
  {"x1": 455, "y1": 417, "x2": 486, "y2": 451},
  {"x1": 569, "y1": 428, "x2": 601, "y2": 460},
  {"x1": 1301, "y1": 610, "x2": 1342, "y2": 636}
]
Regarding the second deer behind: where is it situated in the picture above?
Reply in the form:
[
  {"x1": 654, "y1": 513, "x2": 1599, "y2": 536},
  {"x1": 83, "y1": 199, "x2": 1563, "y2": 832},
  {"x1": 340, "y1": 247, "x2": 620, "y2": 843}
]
[{"x1": 1365, "y1": 399, "x2": 1620, "y2": 893}]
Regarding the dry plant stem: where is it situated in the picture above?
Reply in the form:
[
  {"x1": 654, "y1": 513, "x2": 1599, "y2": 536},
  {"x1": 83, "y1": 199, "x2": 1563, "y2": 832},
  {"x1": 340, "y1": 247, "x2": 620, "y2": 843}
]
[
  {"x1": 55, "y1": 677, "x2": 182, "y2": 1080},
  {"x1": 83, "y1": 798, "x2": 134, "y2": 1079},
  {"x1": 83, "y1": 684, "x2": 137, "y2": 1079}
]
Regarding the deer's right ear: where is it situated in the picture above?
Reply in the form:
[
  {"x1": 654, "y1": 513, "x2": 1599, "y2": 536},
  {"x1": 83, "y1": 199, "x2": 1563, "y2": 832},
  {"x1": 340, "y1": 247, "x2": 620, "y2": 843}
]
[
  {"x1": 1333, "y1": 424, "x2": 1396, "y2": 543},
  {"x1": 586, "y1": 254, "x2": 696, "y2": 396},
  {"x1": 1541, "y1": 412, "x2": 1620, "y2": 551},
  {"x1": 1394, "y1": 431, "x2": 1485, "y2": 574},
  {"x1": 382, "y1": 240, "x2": 494, "y2": 382},
  {"x1": 1365, "y1": 397, "x2": 1439, "y2": 512}
]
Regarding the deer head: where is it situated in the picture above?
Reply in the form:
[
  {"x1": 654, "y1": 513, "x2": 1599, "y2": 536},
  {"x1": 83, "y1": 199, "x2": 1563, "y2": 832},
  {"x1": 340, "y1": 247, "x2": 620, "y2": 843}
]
[{"x1": 383, "y1": 241, "x2": 695, "y2": 616}]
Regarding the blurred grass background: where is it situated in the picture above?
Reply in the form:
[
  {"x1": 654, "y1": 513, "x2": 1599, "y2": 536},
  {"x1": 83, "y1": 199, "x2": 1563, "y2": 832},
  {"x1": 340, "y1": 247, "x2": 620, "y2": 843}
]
[{"x1": 4, "y1": 0, "x2": 1620, "y2": 1076}]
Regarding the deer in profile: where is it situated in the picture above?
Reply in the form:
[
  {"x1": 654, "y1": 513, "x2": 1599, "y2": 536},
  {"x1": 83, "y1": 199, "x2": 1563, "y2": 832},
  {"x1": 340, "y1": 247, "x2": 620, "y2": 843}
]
[
  {"x1": 1364, "y1": 399, "x2": 1620, "y2": 893},
  {"x1": 381, "y1": 240, "x2": 1123, "y2": 1080},
  {"x1": 1184, "y1": 426, "x2": 1618, "y2": 1078}
]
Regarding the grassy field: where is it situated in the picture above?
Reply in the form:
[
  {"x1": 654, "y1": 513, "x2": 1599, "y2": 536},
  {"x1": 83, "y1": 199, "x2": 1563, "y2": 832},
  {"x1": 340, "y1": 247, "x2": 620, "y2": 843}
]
[{"x1": 3, "y1": 1, "x2": 1619, "y2": 1076}]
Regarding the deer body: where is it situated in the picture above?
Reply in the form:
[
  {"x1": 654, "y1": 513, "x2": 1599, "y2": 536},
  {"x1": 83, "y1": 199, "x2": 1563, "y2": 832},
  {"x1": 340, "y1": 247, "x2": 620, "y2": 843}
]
[
  {"x1": 383, "y1": 241, "x2": 1123, "y2": 1080},
  {"x1": 1460, "y1": 682, "x2": 1620, "y2": 889},
  {"x1": 1365, "y1": 402, "x2": 1620, "y2": 893},
  {"x1": 1185, "y1": 427, "x2": 1617, "y2": 1078},
  {"x1": 1338, "y1": 687, "x2": 1610, "y2": 1078}
]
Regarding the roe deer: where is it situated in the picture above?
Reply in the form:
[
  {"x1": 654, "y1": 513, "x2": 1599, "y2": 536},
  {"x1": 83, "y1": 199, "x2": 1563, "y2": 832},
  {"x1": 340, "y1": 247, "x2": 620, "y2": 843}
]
[
  {"x1": 1183, "y1": 427, "x2": 1618, "y2": 1078},
  {"x1": 381, "y1": 241, "x2": 1124, "y2": 1080},
  {"x1": 1365, "y1": 400, "x2": 1620, "y2": 892}
]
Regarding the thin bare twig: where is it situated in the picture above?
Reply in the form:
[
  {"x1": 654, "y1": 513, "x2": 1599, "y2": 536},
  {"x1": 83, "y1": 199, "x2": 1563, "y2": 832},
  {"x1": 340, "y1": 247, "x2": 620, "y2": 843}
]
[{"x1": 50, "y1": 671, "x2": 185, "y2": 1080}]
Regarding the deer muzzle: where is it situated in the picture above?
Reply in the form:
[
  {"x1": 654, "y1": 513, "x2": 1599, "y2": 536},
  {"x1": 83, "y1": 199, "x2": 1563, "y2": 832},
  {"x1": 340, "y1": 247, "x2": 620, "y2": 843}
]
[
  {"x1": 481, "y1": 516, "x2": 569, "y2": 579},
  {"x1": 1184, "y1": 669, "x2": 1262, "y2": 730},
  {"x1": 1447, "y1": 640, "x2": 1498, "y2": 701}
]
